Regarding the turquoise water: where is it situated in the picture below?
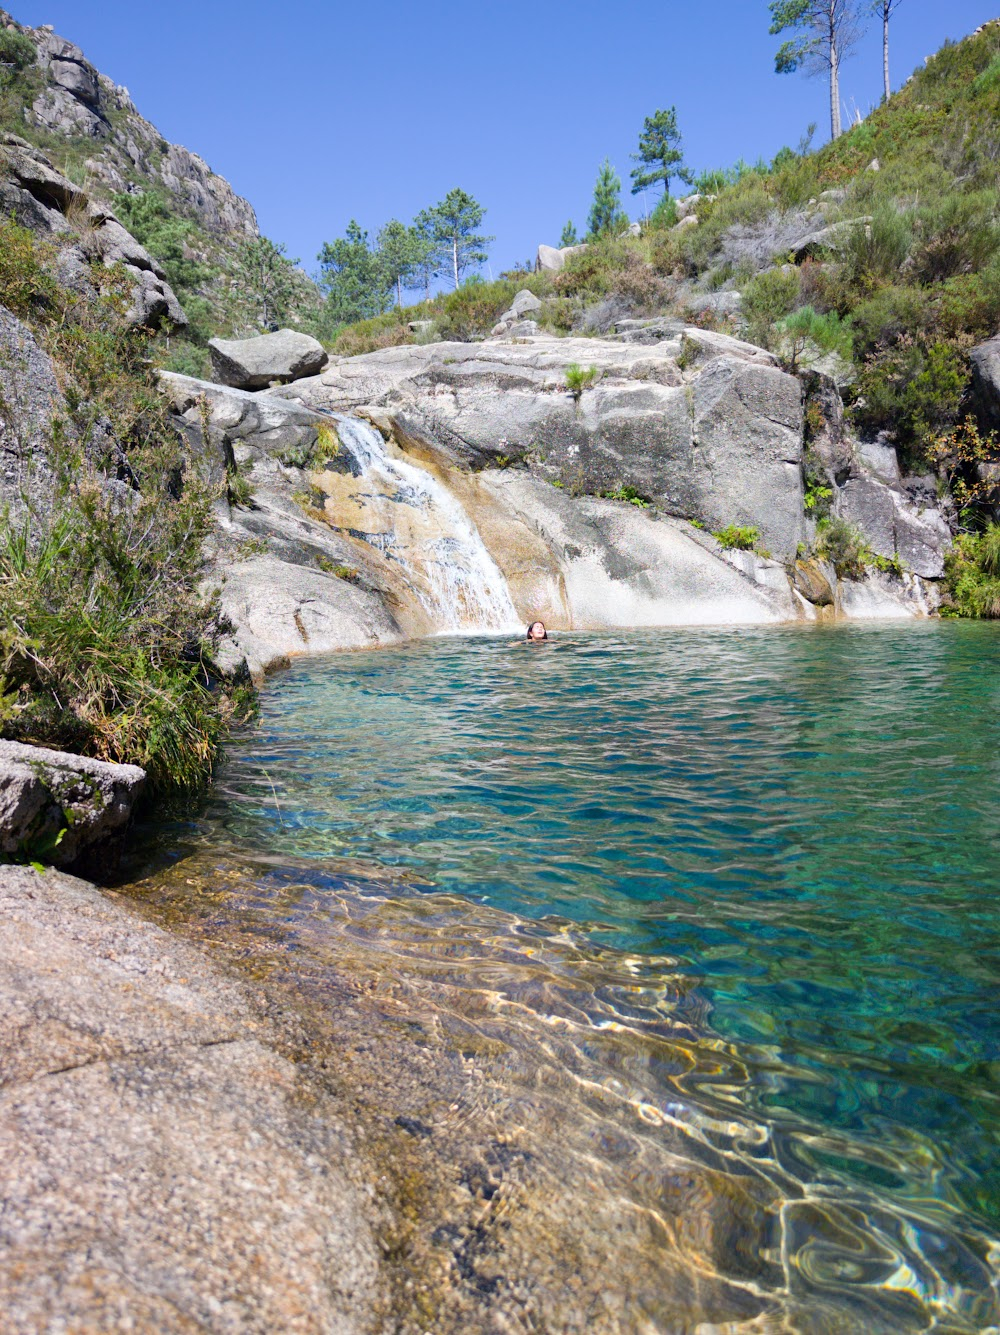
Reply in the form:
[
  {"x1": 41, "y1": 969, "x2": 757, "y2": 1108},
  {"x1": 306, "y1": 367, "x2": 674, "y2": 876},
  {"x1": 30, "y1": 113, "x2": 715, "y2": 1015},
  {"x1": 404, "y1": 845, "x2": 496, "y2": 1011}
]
[{"x1": 143, "y1": 622, "x2": 1000, "y2": 1328}]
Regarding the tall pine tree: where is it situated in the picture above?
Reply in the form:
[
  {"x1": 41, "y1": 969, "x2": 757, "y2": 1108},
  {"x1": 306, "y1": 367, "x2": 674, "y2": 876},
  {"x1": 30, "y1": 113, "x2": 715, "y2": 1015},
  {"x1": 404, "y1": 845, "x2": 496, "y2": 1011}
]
[
  {"x1": 769, "y1": 0, "x2": 866, "y2": 139},
  {"x1": 423, "y1": 189, "x2": 493, "y2": 290},
  {"x1": 630, "y1": 108, "x2": 690, "y2": 198}
]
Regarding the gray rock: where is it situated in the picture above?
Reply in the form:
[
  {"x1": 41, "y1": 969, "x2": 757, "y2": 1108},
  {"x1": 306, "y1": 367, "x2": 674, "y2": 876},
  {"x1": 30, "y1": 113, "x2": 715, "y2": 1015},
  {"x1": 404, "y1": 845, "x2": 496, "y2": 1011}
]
[
  {"x1": 536, "y1": 242, "x2": 587, "y2": 272},
  {"x1": 680, "y1": 326, "x2": 779, "y2": 368},
  {"x1": 834, "y1": 476, "x2": 951, "y2": 578},
  {"x1": 320, "y1": 330, "x2": 805, "y2": 557},
  {"x1": 684, "y1": 290, "x2": 743, "y2": 318},
  {"x1": 676, "y1": 195, "x2": 703, "y2": 220},
  {"x1": 0, "y1": 142, "x2": 187, "y2": 329},
  {"x1": 857, "y1": 441, "x2": 901, "y2": 484},
  {"x1": 209, "y1": 329, "x2": 329, "y2": 390},
  {"x1": 0, "y1": 302, "x2": 67, "y2": 512},
  {"x1": 626, "y1": 221, "x2": 642, "y2": 237},
  {"x1": 50, "y1": 57, "x2": 99, "y2": 106},
  {"x1": 0, "y1": 739, "x2": 145, "y2": 875},
  {"x1": 791, "y1": 218, "x2": 873, "y2": 263},
  {"x1": 673, "y1": 214, "x2": 699, "y2": 231},
  {"x1": 0, "y1": 863, "x2": 379, "y2": 1333},
  {"x1": 509, "y1": 288, "x2": 542, "y2": 318},
  {"x1": 970, "y1": 334, "x2": 1000, "y2": 432}
]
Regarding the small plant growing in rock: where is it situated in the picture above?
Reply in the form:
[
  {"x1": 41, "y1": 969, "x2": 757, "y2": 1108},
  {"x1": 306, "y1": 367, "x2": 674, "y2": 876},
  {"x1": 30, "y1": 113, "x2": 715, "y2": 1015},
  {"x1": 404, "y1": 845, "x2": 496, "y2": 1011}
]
[
  {"x1": 712, "y1": 524, "x2": 760, "y2": 551},
  {"x1": 602, "y1": 484, "x2": 652, "y2": 508},
  {"x1": 565, "y1": 363, "x2": 598, "y2": 400},
  {"x1": 804, "y1": 477, "x2": 833, "y2": 513}
]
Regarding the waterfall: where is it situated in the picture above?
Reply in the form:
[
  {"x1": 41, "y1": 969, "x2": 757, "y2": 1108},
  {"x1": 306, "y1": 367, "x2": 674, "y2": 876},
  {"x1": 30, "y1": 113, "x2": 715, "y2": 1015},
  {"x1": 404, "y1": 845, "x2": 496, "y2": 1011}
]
[{"x1": 333, "y1": 416, "x2": 520, "y2": 634}]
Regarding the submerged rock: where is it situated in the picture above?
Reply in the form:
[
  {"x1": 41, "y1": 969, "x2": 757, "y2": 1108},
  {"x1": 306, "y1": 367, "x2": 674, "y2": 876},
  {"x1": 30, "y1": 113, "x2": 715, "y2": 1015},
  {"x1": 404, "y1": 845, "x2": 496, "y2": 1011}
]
[
  {"x1": 208, "y1": 328, "x2": 329, "y2": 390},
  {"x1": 0, "y1": 739, "x2": 145, "y2": 876}
]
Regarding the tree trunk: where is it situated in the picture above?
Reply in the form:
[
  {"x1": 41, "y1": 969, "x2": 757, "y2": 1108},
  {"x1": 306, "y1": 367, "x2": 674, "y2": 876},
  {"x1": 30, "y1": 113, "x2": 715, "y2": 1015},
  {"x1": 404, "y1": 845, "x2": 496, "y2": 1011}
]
[
  {"x1": 829, "y1": 11, "x2": 841, "y2": 139},
  {"x1": 883, "y1": 5, "x2": 891, "y2": 102},
  {"x1": 396, "y1": 275, "x2": 402, "y2": 309},
  {"x1": 452, "y1": 235, "x2": 459, "y2": 290}
]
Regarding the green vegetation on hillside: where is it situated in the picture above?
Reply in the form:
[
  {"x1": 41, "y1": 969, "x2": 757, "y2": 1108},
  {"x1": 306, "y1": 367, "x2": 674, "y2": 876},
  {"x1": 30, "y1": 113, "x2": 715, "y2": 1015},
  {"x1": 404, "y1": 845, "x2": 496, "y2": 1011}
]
[{"x1": 0, "y1": 217, "x2": 246, "y2": 790}]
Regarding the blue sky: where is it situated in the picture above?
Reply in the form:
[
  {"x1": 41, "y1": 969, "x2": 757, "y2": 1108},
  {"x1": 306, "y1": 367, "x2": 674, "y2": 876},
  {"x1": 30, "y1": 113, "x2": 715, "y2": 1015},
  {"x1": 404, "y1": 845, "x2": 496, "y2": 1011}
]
[{"x1": 8, "y1": 1, "x2": 996, "y2": 280}]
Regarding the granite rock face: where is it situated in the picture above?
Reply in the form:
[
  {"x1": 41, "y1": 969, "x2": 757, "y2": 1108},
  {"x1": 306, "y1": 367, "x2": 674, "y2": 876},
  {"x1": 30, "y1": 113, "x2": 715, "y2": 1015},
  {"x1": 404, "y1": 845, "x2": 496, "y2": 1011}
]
[
  {"x1": 290, "y1": 328, "x2": 806, "y2": 559},
  {"x1": 5, "y1": 18, "x2": 258, "y2": 240},
  {"x1": 0, "y1": 739, "x2": 145, "y2": 875},
  {"x1": 0, "y1": 864, "x2": 380, "y2": 1334},
  {"x1": 0, "y1": 135, "x2": 187, "y2": 329},
  {"x1": 970, "y1": 333, "x2": 1000, "y2": 432},
  {"x1": 209, "y1": 328, "x2": 329, "y2": 390}
]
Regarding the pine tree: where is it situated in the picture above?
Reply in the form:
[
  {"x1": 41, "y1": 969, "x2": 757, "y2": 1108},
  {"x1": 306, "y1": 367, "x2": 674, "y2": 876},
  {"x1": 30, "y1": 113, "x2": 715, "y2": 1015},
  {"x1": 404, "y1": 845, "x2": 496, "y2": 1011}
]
[
  {"x1": 376, "y1": 220, "x2": 427, "y2": 309},
  {"x1": 317, "y1": 221, "x2": 389, "y2": 326},
  {"x1": 629, "y1": 108, "x2": 690, "y2": 198},
  {"x1": 229, "y1": 236, "x2": 301, "y2": 332},
  {"x1": 559, "y1": 220, "x2": 579, "y2": 248},
  {"x1": 769, "y1": 0, "x2": 866, "y2": 140},
  {"x1": 587, "y1": 160, "x2": 627, "y2": 239},
  {"x1": 423, "y1": 189, "x2": 493, "y2": 290}
]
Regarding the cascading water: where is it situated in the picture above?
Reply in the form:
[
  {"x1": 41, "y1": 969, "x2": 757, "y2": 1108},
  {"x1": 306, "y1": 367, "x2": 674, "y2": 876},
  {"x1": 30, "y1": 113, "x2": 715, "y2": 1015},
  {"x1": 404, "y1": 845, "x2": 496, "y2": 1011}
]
[{"x1": 332, "y1": 415, "x2": 520, "y2": 634}]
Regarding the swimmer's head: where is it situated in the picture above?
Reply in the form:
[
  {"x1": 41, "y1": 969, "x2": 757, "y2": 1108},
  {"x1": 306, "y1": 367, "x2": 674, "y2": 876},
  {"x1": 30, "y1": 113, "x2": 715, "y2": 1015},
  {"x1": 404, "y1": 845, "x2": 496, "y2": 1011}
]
[{"x1": 526, "y1": 621, "x2": 548, "y2": 641}]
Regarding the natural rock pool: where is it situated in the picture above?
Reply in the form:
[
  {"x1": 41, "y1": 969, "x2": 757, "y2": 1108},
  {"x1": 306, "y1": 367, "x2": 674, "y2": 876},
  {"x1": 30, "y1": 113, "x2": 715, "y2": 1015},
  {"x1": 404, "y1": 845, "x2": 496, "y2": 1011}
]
[{"x1": 127, "y1": 622, "x2": 1000, "y2": 1332}]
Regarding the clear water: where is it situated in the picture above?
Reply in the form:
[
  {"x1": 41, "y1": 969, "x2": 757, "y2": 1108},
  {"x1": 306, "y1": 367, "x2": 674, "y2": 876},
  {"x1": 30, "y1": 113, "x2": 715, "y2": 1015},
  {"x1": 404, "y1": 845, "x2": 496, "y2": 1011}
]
[{"x1": 137, "y1": 622, "x2": 1000, "y2": 1330}]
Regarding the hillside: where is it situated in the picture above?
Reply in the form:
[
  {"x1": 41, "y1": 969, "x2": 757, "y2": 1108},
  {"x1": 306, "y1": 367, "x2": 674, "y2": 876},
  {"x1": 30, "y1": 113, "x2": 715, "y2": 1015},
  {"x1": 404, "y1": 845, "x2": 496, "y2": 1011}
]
[{"x1": 0, "y1": 10, "x2": 321, "y2": 373}]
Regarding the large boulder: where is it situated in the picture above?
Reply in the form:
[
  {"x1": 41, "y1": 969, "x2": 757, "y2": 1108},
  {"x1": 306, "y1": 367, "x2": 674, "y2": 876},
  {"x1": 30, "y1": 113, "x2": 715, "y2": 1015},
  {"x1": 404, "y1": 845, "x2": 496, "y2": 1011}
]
[
  {"x1": 0, "y1": 739, "x2": 145, "y2": 876},
  {"x1": 536, "y1": 242, "x2": 587, "y2": 273},
  {"x1": 338, "y1": 330, "x2": 806, "y2": 558},
  {"x1": 209, "y1": 329, "x2": 329, "y2": 390}
]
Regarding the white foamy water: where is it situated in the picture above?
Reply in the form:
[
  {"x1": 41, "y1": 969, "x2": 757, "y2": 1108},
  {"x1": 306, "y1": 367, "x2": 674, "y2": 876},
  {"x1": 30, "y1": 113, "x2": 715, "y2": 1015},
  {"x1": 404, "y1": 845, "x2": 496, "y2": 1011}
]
[{"x1": 334, "y1": 416, "x2": 520, "y2": 634}]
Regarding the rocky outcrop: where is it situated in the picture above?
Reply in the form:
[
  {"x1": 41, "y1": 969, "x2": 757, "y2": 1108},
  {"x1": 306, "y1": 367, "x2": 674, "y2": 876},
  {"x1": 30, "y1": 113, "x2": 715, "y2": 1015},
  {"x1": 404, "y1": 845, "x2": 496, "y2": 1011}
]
[
  {"x1": 0, "y1": 134, "x2": 186, "y2": 328},
  {"x1": 0, "y1": 863, "x2": 380, "y2": 1333},
  {"x1": 834, "y1": 475, "x2": 951, "y2": 578},
  {"x1": 3, "y1": 17, "x2": 257, "y2": 241},
  {"x1": 0, "y1": 739, "x2": 145, "y2": 875},
  {"x1": 208, "y1": 328, "x2": 329, "y2": 390},
  {"x1": 160, "y1": 372, "x2": 407, "y2": 680},
  {"x1": 0, "y1": 301, "x2": 68, "y2": 511},
  {"x1": 285, "y1": 328, "x2": 807, "y2": 560}
]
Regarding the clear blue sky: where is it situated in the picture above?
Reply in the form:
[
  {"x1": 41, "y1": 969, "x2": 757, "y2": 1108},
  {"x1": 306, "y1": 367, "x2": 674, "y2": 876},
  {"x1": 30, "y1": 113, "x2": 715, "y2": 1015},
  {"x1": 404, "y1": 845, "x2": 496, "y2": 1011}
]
[{"x1": 8, "y1": 0, "x2": 996, "y2": 279}]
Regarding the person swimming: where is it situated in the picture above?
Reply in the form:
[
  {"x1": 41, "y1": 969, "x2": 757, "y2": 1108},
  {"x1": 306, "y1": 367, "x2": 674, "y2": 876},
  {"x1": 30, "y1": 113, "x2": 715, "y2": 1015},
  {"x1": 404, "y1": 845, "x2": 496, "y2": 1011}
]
[{"x1": 525, "y1": 621, "x2": 548, "y2": 642}]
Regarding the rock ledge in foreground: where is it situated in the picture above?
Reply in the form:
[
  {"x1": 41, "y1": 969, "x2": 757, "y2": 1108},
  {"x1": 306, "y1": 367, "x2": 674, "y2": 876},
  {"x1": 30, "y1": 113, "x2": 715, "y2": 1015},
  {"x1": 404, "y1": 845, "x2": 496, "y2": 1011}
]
[{"x1": 0, "y1": 864, "x2": 379, "y2": 1334}]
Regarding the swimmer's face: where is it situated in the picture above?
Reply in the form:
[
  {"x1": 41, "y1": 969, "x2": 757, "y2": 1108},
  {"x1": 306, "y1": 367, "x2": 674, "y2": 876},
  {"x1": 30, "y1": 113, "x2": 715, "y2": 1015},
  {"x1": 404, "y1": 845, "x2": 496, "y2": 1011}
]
[{"x1": 528, "y1": 622, "x2": 547, "y2": 640}]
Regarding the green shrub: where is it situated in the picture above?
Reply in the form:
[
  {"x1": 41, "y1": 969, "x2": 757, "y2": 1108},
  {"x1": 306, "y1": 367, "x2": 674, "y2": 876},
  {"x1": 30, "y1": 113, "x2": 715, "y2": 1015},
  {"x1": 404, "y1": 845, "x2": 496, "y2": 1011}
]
[
  {"x1": 910, "y1": 191, "x2": 1000, "y2": 284},
  {"x1": 840, "y1": 206, "x2": 914, "y2": 293},
  {"x1": 814, "y1": 517, "x2": 873, "y2": 579},
  {"x1": 945, "y1": 526, "x2": 1000, "y2": 617},
  {"x1": 0, "y1": 217, "x2": 61, "y2": 318},
  {"x1": 601, "y1": 483, "x2": 651, "y2": 508},
  {"x1": 853, "y1": 336, "x2": 968, "y2": 462},
  {"x1": 850, "y1": 286, "x2": 928, "y2": 360},
  {"x1": 0, "y1": 28, "x2": 37, "y2": 72},
  {"x1": 779, "y1": 305, "x2": 853, "y2": 369},
  {"x1": 712, "y1": 523, "x2": 760, "y2": 551},
  {"x1": 648, "y1": 195, "x2": 678, "y2": 230},
  {"x1": 742, "y1": 267, "x2": 800, "y2": 350}
]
